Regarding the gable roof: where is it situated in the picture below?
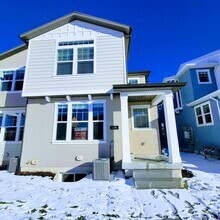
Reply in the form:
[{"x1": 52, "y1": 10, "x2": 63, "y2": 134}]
[
  {"x1": 0, "y1": 44, "x2": 28, "y2": 61},
  {"x1": 20, "y1": 11, "x2": 132, "y2": 57}
]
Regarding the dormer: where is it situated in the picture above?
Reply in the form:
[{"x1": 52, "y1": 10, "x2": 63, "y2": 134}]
[{"x1": 127, "y1": 70, "x2": 150, "y2": 84}]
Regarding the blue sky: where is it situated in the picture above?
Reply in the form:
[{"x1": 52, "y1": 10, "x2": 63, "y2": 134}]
[{"x1": 1, "y1": 0, "x2": 220, "y2": 82}]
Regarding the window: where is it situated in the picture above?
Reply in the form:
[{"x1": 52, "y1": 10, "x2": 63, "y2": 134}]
[
  {"x1": 131, "y1": 105, "x2": 150, "y2": 129},
  {"x1": 55, "y1": 101, "x2": 105, "y2": 142},
  {"x1": 56, "y1": 40, "x2": 94, "y2": 75},
  {"x1": 194, "y1": 102, "x2": 213, "y2": 126},
  {"x1": 72, "y1": 104, "x2": 89, "y2": 140},
  {"x1": 77, "y1": 47, "x2": 94, "y2": 74},
  {"x1": 0, "y1": 111, "x2": 25, "y2": 142},
  {"x1": 0, "y1": 69, "x2": 25, "y2": 92},
  {"x1": 56, "y1": 105, "x2": 68, "y2": 140},
  {"x1": 57, "y1": 49, "x2": 73, "y2": 75},
  {"x1": 166, "y1": 79, "x2": 183, "y2": 110},
  {"x1": 128, "y1": 78, "x2": 139, "y2": 84},
  {"x1": 196, "y1": 69, "x2": 212, "y2": 84}
]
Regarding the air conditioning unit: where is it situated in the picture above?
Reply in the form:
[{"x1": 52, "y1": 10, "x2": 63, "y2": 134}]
[
  {"x1": 8, "y1": 157, "x2": 20, "y2": 173},
  {"x1": 93, "y1": 158, "x2": 110, "y2": 180}
]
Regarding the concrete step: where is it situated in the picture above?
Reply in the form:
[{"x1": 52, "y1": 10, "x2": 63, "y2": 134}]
[
  {"x1": 135, "y1": 178, "x2": 183, "y2": 189},
  {"x1": 133, "y1": 169, "x2": 182, "y2": 180}
]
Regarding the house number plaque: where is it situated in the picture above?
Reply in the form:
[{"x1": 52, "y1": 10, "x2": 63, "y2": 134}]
[{"x1": 110, "y1": 125, "x2": 119, "y2": 130}]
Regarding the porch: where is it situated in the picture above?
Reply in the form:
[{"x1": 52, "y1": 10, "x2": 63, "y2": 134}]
[{"x1": 113, "y1": 83, "x2": 185, "y2": 188}]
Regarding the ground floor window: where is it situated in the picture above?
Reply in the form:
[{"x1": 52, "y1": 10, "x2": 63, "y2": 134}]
[
  {"x1": 131, "y1": 105, "x2": 150, "y2": 129},
  {"x1": 194, "y1": 101, "x2": 213, "y2": 126},
  {"x1": 55, "y1": 100, "x2": 106, "y2": 142},
  {"x1": 0, "y1": 110, "x2": 25, "y2": 142}
]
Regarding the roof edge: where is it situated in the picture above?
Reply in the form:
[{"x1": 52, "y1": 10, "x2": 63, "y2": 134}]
[{"x1": 0, "y1": 44, "x2": 28, "y2": 61}]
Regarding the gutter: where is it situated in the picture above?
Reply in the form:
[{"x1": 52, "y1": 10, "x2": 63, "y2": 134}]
[{"x1": 210, "y1": 96, "x2": 220, "y2": 118}]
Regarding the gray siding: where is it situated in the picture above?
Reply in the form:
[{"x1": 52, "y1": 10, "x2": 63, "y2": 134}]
[
  {"x1": 23, "y1": 35, "x2": 125, "y2": 97},
  {"x1": 20, "y1": 95, "x2": 122, "y2": 173}
]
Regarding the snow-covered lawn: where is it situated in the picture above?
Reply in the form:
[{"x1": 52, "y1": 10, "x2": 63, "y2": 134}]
[{"x1": 0, "y1": 153, "x2": 219, "y2": 220}]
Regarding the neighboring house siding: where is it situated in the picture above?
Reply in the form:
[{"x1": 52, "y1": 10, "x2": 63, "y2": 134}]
[
  {"x1": 22, "y1": 21, "x2": 126, "y2": 97},
  {"x1": 190, "y1": 68, "x2": 218, "y2": 100},
  {"x1": 193, "y1": 100, "x2": 220, "y2": 147}
]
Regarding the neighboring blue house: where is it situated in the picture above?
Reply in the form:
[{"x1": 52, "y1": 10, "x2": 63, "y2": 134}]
[{"x1": 163, "y1": 50, "x2": 220, "y2": 153}]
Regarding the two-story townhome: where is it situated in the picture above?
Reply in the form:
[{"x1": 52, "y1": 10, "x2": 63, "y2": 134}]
[
  {"x1": 0, "y1": 45, "x2": 27, "y2": 167},
  {"x1": 1, "y1": 11, "x2": 185, "y2": 188},
  {"x1": 164, "y1": 50, "x2": 220, "y2": 154}
]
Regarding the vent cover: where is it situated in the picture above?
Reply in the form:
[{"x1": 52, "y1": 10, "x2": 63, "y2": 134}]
[
  {"x1": 8, "y1": 157, "x2": 20, "y2": 173},
  {"x1": 93, "y1": 158, "x2": 110, "y2": 180}
]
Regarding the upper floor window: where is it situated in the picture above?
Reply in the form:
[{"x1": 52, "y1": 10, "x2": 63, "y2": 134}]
[
  {"x1": 165, "y1": 79, "x2": 183, "y2": 110},
  {"x1": 0, "y1": 69, "x2": 25, "y2": 92},
  {"x1": 0, "y1": 111, "x2": 25, "y2": 142},
  {"x1": 194, "y1": 102, "x2": 213, "y2": 127},
  {"x1": 131, "y1": 105, "x2": 150, "y2": 129},
  {"x1": 54, "y1": 100, "x2": 106, "y2": 142},
  {"x1": 128, "y1": 78, "x2": 139, "y2": 84},
  {"x1": 196, "y1": 69, "x2": 212, "y2": 84},
  {"x1": 56, "y1": 40, "x2": 94, "y2": 76}
]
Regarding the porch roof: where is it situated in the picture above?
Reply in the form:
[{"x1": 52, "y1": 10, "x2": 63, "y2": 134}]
[{"x1": 113, "y1": 82, "x2": 186, "y2": 93}]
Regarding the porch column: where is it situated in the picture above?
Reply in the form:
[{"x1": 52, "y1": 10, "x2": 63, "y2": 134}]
[
  {"x1": 120, "y1": 93, "x2": 131, "y2": 163},
  {"x1": 163, "y1": 91, "x2": 182, "y2": 163}
]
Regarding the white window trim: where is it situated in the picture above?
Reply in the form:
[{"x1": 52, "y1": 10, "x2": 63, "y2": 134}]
[
  {"x1": 128, "y1": 77, "x2": 139, "y2": 84},
  {"x1": 194, "y1": 101, "x2": 214, "y2": 127},
  {"x1": 131, "y1": 105, "x2": 152, "y2": 130},
  {"x1": 0, "y1": 110, "x2": 25, "y2": 143},
  {"x1": 52, "y1": 100, "x2": 107, "y2": 144},
  {"x1": 0, "y1": 67, "x2": 25, "y2": 93},
  {"x1": 53, "y1": 39, "x2": 96, "y2": 77},
  {"x1": 196, "y1": 69, "x2": 212, "y2": 84}
]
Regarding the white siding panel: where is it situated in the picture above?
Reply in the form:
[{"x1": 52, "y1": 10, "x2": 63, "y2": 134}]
[{"x1": 23, "y1": 34, "x2": 126, "y2": 97}]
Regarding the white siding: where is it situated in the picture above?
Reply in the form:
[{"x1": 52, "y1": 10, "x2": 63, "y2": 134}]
[{"x1": 22, "y1": 21, "x2": 126, "y2": 97}]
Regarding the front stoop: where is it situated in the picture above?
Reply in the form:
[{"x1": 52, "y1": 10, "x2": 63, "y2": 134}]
[{"x1": 133, "y1": 169, "x2": 183, "y2": 189}]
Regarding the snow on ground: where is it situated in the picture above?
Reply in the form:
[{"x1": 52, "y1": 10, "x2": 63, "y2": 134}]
[{"x1": 0, "y1": 153, "x2": 219, "y2": 220}]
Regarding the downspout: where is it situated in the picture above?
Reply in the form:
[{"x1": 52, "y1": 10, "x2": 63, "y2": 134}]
[{"x1": 210, "y1": 96, "x2": 220, "y2": 118}]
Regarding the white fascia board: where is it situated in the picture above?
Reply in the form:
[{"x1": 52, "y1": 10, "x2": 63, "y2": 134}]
[
  {"x1": 22, "y1": 89, "x2": 113, "y2": 97},
  {"x1": 187, "y1": 89, "x2": 220, "y2": 107}
]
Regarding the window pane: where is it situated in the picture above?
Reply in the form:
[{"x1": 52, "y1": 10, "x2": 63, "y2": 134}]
[
  {"x1": 56, "y1": 123, "x2": 67, "y2": 140},
  {"x1": 1, "y1": 82, "x2": 12, "y2": 91},
  {"x1": 93, "y1": 103, "x2": 104, "y2": 120},
  {"x1": 57, "y1": 105, "x2": 68, "y2": 121},
  {"x1": 20, "y1": 113, "x2": 25, "y2": 126},
  {"x1": 133, "y1": 108, "x2": 149, "y2": 128},
  {"x1": 4, "y1": 128, "x2": 16, "y2": 141},
  {"x1": 198, "y1": 116, "x2": 203, "y2": 125},
  {"x1": 199, "y1": 72, "x2": 209, "y2": 82},
  {"x1": 5, "y1": 115, "x2": 17, "y2": 126},
  {"x1": 16, "y1": 70, "x2": 25, "y2": 80},
  {"x1": 78, "y1": 48, "x2": 94, "y2": 60},
  {"x1": 57, "y1": 49, "x2": 73, "y2": 61},
  {"x1": 72, "y1": 104, "x2": 88, "y2": 121},
  {"x1": 203, "y1": 104, "x2": 210, "y2": 114},
  {"x1": 205, "y1": 114, "x2": 212, "y2": 123},
  {"x1": 2, "y1": 71, "x2": 13, "y2": 80},
  {"x1": 93, "y1": 122, "x2": 103, "y2": 140},
  {"x1": 72, "y1": 122, "x2": 88, "y2": 140},
  {"x1": 78, "y1": 61, "x2": 93, "y2": 74},
  {"x1": 196, "y1": 107, "x2": 202, "y2": 116},
  {"x1": 129, "y1": 79, "x2": 138, "y2": 84},
  {"x1": 57, "y1": 62, "x2": 72, "y2": 75},
  {"x1": 0, "y1": 114, "x2": 2, "y2": 126},
  {"x1": 19, "y1": 127, "x2": 24, "y2": 141},
  {"x1": 14, "y1": 81, "x2": 24, "y2": 91}
]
